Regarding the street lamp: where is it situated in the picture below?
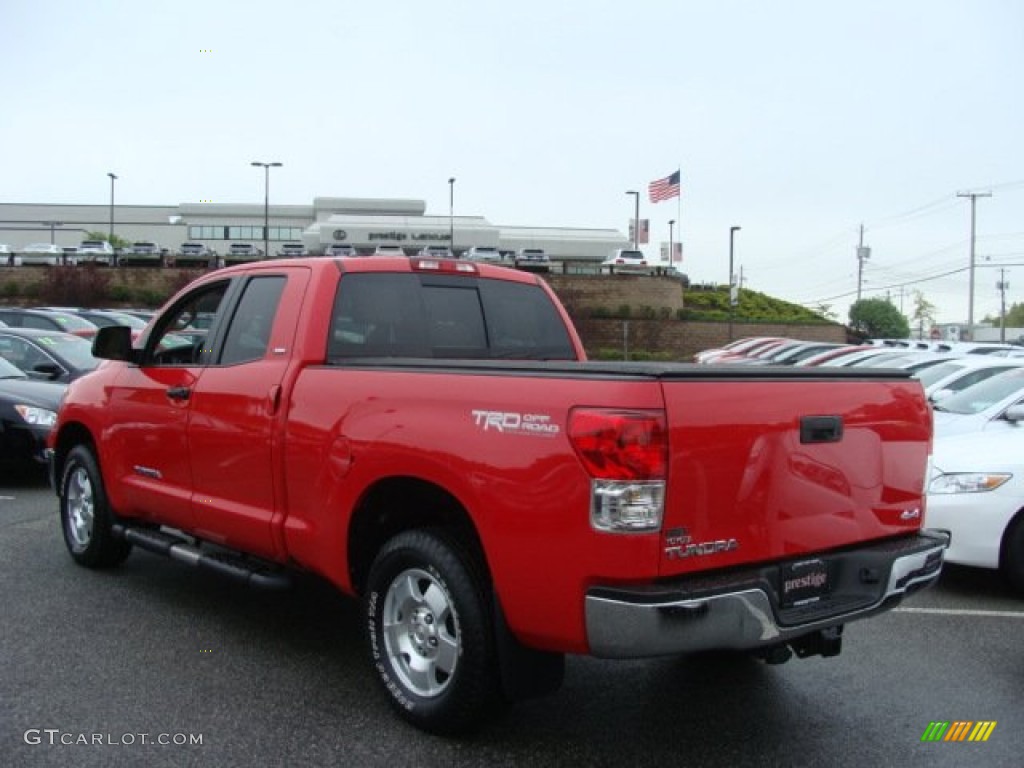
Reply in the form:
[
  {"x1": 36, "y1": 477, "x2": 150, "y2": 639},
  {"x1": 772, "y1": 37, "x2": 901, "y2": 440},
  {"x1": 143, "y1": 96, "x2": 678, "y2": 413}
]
[
  {"x1": 251, "y1": 161, "x2": 282, "y2": 258},
  {"x1": 728, "y1": 226, "x2": 742, "y2": 341},
  {"x1": 42, "y1": 221, "x2": 64, "y2": 244},
  {"x1": 107, "y1": 172, "x2": 117, "y2": 264},
  {"x1": 668, "y1": 219, "x2": 676, "y2": 266},
  {"x1": 448, "y1": 177, "x2": 456, "y2": 254},
  {"x1": 626, "y1": 190, "x2": 640, "y2": 250}
]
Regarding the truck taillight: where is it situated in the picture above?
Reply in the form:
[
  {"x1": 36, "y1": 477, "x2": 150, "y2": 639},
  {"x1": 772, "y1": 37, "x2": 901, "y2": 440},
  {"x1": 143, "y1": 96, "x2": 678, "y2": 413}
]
[{"x1": 569, "y1": 409, "x2": 667, "y2": 533}]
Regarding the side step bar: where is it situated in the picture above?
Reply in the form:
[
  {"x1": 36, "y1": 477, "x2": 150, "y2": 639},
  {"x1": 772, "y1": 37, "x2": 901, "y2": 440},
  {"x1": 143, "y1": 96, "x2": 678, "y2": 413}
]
[{"x1": 112, "y1": 524, "x2": 292, "y2": 590}]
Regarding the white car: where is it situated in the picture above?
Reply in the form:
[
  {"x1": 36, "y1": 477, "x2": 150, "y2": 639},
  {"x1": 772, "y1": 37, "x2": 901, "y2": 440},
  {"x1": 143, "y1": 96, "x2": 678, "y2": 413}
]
[
  {"x1": 417, "y1": 245, "x2": 453, "y2": 259},
  {"x1": 373, "y1": 245, "x2": 406, "y2": 257},
  {"x1": 514, "y1": 248, "x2": 550, "y2": 272},
  {"x1": 601, "y1": 249, "x2": 650, "y2": 274},
  {"x1": 464, "y1": 246, "x2": 502, "y2": 263},
  {"x1": 927, "y1": 428, "x2": 1024, "y2": 591},
  {"x1": 77, "y1": 240, "x2": 115, "y2": 265},
  {"x1": 931, "y1": 367, "x2": 1024, "y2": 437},
  {"x1": 324, "y1": 244, "x2": 357, "y2": 257},
  {"x1": 916, "y1": 356, "x2": 1024, "y2": 401},
  {"x1": 19, "y1": 243, "x2": 64, "y2": 266}
]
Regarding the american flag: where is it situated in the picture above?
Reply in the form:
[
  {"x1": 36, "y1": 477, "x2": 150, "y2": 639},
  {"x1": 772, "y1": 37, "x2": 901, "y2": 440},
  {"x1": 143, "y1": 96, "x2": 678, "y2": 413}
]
[{"x1": 648, "y1": 170, "x2": 681, "y2": 203}]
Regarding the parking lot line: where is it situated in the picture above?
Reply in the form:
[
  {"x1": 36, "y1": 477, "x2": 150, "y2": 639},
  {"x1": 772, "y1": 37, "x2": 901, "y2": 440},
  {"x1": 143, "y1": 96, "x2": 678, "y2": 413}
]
[{"x1": 894, "y1": 606, "x2": 1024, "y2": 618}]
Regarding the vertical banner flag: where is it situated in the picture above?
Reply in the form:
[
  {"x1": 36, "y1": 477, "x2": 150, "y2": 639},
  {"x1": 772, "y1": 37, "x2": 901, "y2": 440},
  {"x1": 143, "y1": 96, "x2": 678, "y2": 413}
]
[
  {"x1": 648, "y1": 170, "x2": 681, "y2": 203},
  {"x1": 629, "y1": 219, "x2": 650, "y2": 244}
]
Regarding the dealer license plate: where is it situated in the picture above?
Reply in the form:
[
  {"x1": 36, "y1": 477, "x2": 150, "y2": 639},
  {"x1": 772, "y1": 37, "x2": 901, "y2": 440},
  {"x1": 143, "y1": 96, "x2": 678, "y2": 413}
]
[{"x1": 780, "y1": 558, "x2": 831, "y2": 606}]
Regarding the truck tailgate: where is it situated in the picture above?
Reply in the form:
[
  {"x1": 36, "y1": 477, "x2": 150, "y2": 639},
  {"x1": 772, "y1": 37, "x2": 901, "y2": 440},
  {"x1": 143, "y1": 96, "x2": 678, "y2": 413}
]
[{"x1": 658, "y1": 374, "x2": 931, "y2": 577}]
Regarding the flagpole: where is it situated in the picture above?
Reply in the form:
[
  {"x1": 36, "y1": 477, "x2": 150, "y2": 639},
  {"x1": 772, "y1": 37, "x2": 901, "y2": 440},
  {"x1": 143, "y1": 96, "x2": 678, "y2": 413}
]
[{"x1": 675, "y1": 163, "x2": 681, "y2": 267}]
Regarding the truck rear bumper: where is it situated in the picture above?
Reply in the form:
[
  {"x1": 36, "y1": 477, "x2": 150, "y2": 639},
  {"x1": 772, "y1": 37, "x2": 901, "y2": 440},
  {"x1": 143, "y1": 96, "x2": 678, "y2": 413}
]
[{"x1": 585, "y1": 530, "x2": 948, "y2": 659}]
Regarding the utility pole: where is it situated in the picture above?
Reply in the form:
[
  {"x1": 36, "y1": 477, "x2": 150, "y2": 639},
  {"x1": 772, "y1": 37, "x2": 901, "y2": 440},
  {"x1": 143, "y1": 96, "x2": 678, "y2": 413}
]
[
  {"x1": 957, "y1": 190, "x2": 992, "y2": 341},
  {"x1": 997, "y1": 268, "x2": 1010, "y2": 343},
  {"x1": 855, "y1": 223, "x2": 870, "y2": 302}
]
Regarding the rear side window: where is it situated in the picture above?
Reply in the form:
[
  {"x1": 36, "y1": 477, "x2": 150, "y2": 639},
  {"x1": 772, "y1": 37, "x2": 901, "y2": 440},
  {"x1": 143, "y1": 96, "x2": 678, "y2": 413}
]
[
  {"x1": 220, "y1": 276, "x2": 286, "y2": 365},
  {"x1": 327, "y1": 273, "x2": 574, "y2": 360}
]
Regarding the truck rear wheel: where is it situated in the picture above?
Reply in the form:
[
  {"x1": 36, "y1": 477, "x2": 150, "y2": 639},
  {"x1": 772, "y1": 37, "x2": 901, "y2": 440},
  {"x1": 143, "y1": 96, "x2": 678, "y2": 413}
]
[
  {"x1": 59, "y1": 445, "x2": 131, "y2": 568},
  {"x1": 365, "y1": 529, "x2": 500, "y2": 734}
]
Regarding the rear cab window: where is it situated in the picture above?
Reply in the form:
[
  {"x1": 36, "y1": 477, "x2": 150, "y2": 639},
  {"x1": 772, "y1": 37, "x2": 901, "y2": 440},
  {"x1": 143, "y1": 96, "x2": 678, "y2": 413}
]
[{"x1": 327, "y1": 273, "x2": 575, "y2": 360}]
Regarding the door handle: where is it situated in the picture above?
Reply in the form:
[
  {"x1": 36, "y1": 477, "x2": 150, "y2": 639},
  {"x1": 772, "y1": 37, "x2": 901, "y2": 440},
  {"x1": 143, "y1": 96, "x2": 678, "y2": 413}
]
[{"x1": 166, "y1": 386, "x2": 191, "y2": 401}]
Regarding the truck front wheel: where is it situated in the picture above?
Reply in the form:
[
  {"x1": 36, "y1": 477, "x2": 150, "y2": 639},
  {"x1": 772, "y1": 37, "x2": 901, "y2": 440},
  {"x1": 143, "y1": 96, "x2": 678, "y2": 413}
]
[
  {"x1": 365, "y1": 529, "x2": 500, "y2": 734},
  {"x1": 59, "y1": 445, "x2": 131, "y2": 568}
]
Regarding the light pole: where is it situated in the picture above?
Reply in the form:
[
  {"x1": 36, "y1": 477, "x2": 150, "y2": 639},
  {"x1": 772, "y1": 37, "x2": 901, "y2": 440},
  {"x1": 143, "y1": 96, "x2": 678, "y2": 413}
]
[
  {"x1": 957, "y1": 190, "x2": 992, "y2": 341},
  {"x1": 668, "y1": 219, "x2": 675, "y2": 267},
  {"x1": 252, "y1": 161, "x2": 282, "y2": 258},
  {"x1": 626, "y1": 190, "x2": 640, "y2": 250},
  {"x1": 728, "y1": 226, "x2": 741, "y2": 341},
  {"x1": 42, "y1": 221, "x2": 63, "y2": 244},
  {"x1": 448, "y1": 177, "x2": 456, "y2": 254},
  {"x1": 107, "y1": 172, "x2": 117, "y2": 264}
]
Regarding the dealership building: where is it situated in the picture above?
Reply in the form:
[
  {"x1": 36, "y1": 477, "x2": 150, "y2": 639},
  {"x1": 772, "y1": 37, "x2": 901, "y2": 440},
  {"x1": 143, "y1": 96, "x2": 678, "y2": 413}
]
[{"x1": 0, "y1": 197, "x2": 631, "y2": 262}]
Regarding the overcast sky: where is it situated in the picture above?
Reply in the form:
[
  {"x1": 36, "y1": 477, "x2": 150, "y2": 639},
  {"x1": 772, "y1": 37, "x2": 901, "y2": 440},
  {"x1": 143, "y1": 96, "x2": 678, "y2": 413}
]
[{"x1": 3, "y1": 0, "x2": 1021, "y2": 325}]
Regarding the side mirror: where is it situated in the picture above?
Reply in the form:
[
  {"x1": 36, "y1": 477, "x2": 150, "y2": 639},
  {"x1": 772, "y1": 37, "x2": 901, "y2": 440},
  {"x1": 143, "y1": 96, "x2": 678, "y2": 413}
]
[
  {"x1": 930, "y1": 389, "x2": 953, "y2": 404},
  {"x1": 1003, "y1": 404, "x2": 1024, "y2": 424},
  {"x1": 92, "y1": 325, "x2": 135, "y2": 362},
  {"x1": 31, "y1": 362, "x2": 64, "y2": 380}
]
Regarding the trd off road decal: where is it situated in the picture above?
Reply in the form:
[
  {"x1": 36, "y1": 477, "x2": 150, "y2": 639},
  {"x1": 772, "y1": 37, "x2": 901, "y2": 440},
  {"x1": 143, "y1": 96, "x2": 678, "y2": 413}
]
[{"x1": 471, "y1": 410, "x2": 560, "y2": 437}]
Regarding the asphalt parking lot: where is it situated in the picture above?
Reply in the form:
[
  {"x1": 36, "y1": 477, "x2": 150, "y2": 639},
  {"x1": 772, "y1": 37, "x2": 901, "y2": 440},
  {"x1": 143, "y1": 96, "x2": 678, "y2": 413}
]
[{"x1": 2, "y1": 472, "x2": 1021, "y2": 768}]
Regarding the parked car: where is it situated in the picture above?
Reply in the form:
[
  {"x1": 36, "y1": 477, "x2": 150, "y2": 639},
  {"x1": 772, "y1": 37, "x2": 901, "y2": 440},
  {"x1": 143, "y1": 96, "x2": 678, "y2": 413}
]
[
  {"x1": 373, "y1": 245, "x2": 406, "y2": 256},
  {"x1": 122, "y1": 242, "x2": 163, "y2": 266},
  {"x1": 226, "y1": 243, "x2": 263, "y2": 262},
  {"x1": 464, "y1": 246, "x2": 502, "y2": 263},
  {"x1": 0, "y1": 308, "x2": 99, "y2": 338},
  {"x1": 0, "y1": 356, "x2": 65, "y2": 473},
  {"x1": 514, "y1": 248, "x2": 550, "y2": 272},
  {"x1": 417, "y1": 245, "x2": 454, "y2": 259},
  {"x1": 324, "y1": 244, "x2": 357, "y2": 257},
  {"x1": 19, "y1": 243, "x2": 64, "y2": 266},
  {"x1": 77, "y1": 240, "x2": 115, "y2": 265},
  {"x1": 600, "y1": 249, "x2": 650, "y2": 274},
  {"x1": 931, "y1": 367, "x2": 1024, "y2": 437},
  {"x1": 917, "y1": 357, "x2": 1024, "y2": 402},
  {"x1": 927, "y1": 428, "x2": 1024, "y2": 591},
  {"x1": 174, "y1": 243, "x2": 216, "y2": 268},
  {"x1": 277, "y1": 243, "x2": 309, "y2": 258},
  {"x1": 0, "y1": 328, "x2": 100, "y2": 382},
  {"x1": 697, "y1": 337, "x2": 788, "y2": 364}
]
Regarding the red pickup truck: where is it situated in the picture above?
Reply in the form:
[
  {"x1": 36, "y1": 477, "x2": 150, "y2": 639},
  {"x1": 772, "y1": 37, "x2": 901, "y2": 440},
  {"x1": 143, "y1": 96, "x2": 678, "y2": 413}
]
[{"x1": 50, "y1": 256, "x2": 947, "y2": 734}]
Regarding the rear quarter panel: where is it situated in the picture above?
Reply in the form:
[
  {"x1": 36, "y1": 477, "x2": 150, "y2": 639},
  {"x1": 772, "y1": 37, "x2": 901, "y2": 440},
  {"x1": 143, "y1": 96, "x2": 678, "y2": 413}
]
[{"x1": 282, "y1": 367, "x2": 664, "y2": 652}]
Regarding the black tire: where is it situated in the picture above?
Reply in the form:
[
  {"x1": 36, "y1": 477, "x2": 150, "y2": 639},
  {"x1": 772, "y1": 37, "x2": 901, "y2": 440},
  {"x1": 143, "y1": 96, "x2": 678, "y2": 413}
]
[
  {"x1": 59, "y1": 444, "x2": 131, "y2": 568},
  {"x1": 365, "y1": 529, "x2": 501, "y2": 735},
  {"x1": 1000, "y1": 515, "x2": 1024, "y2": 593}
]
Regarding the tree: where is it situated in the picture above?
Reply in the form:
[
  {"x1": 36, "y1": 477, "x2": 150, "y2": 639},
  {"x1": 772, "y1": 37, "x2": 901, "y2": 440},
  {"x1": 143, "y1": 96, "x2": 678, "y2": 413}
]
[
  {"x1": 909, "y1": 291, "x2": 936, "y2": 339},
  {"x1": 848, "y1": 298, "x2": 910, "y2": 338},
  {"x1": 85, "y1": 230, "x2": 132, "y2": 250},
  {"x1": 811, "y1": 303, "x2": 838, "y2": 322}
]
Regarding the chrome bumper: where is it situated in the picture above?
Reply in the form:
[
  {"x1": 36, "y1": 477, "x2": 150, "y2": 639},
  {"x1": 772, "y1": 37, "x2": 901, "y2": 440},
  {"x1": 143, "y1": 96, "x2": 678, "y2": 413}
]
[{"x1": 585, "y1": 531, "x2": 948, "y2": 659}]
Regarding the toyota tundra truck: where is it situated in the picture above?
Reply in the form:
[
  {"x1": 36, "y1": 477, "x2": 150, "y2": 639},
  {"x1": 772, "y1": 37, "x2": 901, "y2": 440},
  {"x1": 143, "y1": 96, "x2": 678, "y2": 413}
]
[{"x1": 49, "y1": 256, "x2": 947, "y2": 734}]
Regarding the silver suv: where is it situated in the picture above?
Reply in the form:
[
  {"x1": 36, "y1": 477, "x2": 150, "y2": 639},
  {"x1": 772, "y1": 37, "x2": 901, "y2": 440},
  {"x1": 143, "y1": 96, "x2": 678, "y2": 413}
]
[
  {"x1": 77, "y1": 240, "x2": 115, "y2": 264},
  {"x1": 514, "y1": 248, "x2": 550, "y2": 273},
  {"x1": 324, "y1": 244, "x2": 357, "y2": 257}
]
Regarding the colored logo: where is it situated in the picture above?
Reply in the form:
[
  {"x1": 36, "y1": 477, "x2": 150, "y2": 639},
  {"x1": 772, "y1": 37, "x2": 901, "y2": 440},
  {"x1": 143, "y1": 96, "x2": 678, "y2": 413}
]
[{"x1": 921, "y1": 721, "x2": 996, "y2": 742}]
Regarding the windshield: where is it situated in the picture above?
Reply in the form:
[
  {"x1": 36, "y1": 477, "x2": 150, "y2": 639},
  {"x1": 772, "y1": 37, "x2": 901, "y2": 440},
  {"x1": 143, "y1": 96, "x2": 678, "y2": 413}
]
[
  {"x1": 49, "y1": 313, "x2": 99, "y2": 333},
  {"x1": 34, "y1": 334, "x2": 100, "y2": 370},
  {"x1": 917, "y1": 361, "x2": 967, "y2": 388},
  {"x1": 0, "y1": 356, "x2": 27, "y2": 378},
  {"x1": 933, "y1": 368, "x2": 1024, "y2": 415}
]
